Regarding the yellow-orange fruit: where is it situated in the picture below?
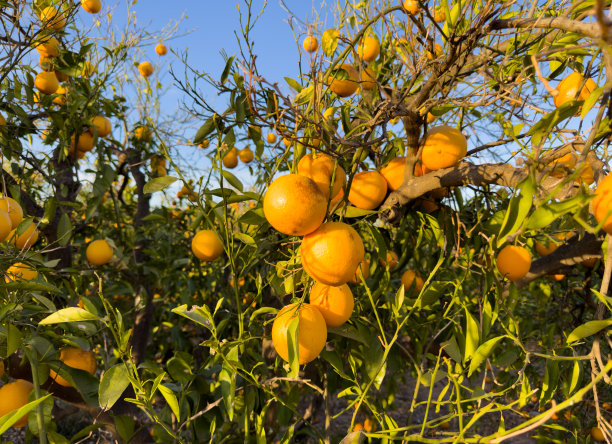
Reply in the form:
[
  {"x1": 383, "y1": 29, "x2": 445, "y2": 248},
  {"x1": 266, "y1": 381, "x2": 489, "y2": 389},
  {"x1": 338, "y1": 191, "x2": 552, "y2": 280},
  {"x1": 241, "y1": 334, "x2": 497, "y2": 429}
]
[
  {"x1": 191, "y1": 230, "x2": 223, "y2": 261},
  {"x1": 433, "y1": 6, "x2": 446, "y2": 22},
  {"x1": 89, "y1": 116, "x2": 111, "y2": 138},
  {"x1": 554, "y1": 72, "x2": 597, "y2": 110},
  {"x1": 590, "y1": 427, "x2": 605, "y2": 442},
  {"x1": 0, "y1": 209, "x2": 12, "y2": 241},
  {"x1": 328, "y1": 64, "x2": 359, "y2": 97},
  {"x1": 138, "y1": 61, "x2": 154, "y2": 77},
  {"x1": 360, "y1": 67, "x2": 377, "y2": 91},
  {"x1": 380, "y1": 157, "x2": 407, "y2": 191},
  {"x1": 349, "y1": 259, "x2": 370, "y2": 284},
  {"x1": 303, "y1": 36, "x2": 319, "y2": 52},
  {"x1": 297, "y1": 153, "x2": 346, "y2": 200},
  {"x1": 6, "y1": 262, "x2": 38, "y2": 282},
  {"x1": 238, "y1": 147, "x2": 254, "y2": 163},
  {"x1": 36, "y1": 37, "x2": 60, "y2": 58},
  {"x1": 272, "y1": 303, "x2": 327, "y2": 364},
  {"x1": 49, "y1": 347, "x2": 97, "y2": 387},
  {"x1": 496, "y1": 245, "x2": 531, "y2": 281},
  {"x1": 86, "y1": 239, "x2": 113, "y2": 265},
  {"x1": 592, "y1": 174, "x2": 612, "y2": 234},
  {"x1": 301, "y1": 221, "x2": 365, "y2": 286},
  {"x1": 9, "y1": 221, "x2": 39, "y2": 250},
  {"x1": 134, "y1": 126, "x2": 152, "y2": 141},
  {"x1": 0, "y1": 196, "x2": 23, "y2": 228},
  {"x1": 40, "y1": 6, "x2": 66, "y2": 30},
  {"x1": 34, "y1": 71, "x2": 59, "y2": 95},
  {"x1": 309, "y1": 282, "x2": 354, "y2": 327},
  {"x1": 222, "y1": 148, "x2": 238, "y2": 169},
  {"x1": 347, "y1": 170, "x2": 388, "y2": 210},
  {"x1": 155, "y1": 43, "x2": 167, "y2": 55},
  {"x1": 404, "y1": 0, "x2": 420, "y2": 14},
  {"x1": 71, "y1": 132, "x2": 95, "y2": 152},
  {"x1": 380, "y1": 251, "x2": 399, "y2": 269},
  {"x1": 401, "y1": 270, "x2": 424, "y2": 291},
  {"x1": 421, "y1": 125, "x2": 467, "y2": 171},
  {"x1": 358, "y1": 36, "x2": 380, "y2": 62},
  {"x1": 81, "y1": 0, "x2": 102, "y2": 13},
  {"x1": 263, "y1": 174, "x2": 327, "y2": 236},
  {"x1": 0, "y1": 380, "x2": 33, "y2": 428}
]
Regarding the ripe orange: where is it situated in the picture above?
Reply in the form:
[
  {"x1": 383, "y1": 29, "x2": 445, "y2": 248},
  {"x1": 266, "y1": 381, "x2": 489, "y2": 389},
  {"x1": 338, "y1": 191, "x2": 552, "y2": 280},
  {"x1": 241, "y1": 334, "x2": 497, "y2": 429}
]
[
  {"x1": 380, "y1": 157, "x2": 407, "y2": 191},
  {"x1": 264, "y1": 174, "x2": 327, "y2": 236},
  {"x1": 89, "y1": 116, "x2": 112, "y2": 138},
  {"x1": 550, "y1": 152, "x2": 576, "y2": 178},
  {"x1": 0, "y1": 380, "x2": 33, "y2": 428},
  {"x1": 6, "y1": 262, "x2": 38, "y2": 282},
  {"x1": 433, "y1": 6, "x2": 446, "y2": 22},
  {"x1": 0, "y1": 208, "x2": 12, "y2": 241},
  {"x1": 303, "y1": 36, "x2": 319, "y2": 52},
  {"x1": 380, "y1": 251, "x2": 399, "y2": 269},
  {"x1": 496, "y1": 245, "x2": 531, "y2": 281},
  {"x1": 266, "y1": 133, "x2": 277, "y2": 144},
  {"x1": 134, "y1": 126, "x2": 152, "y2": 141},
  {"x1": 535, "y1": 239, "x2": 559, "y2": 256},
  {"x1": 271, "y1": 303, "x2": 327, "y2": 364},
  {"x1": 404, "y1": 0, "x2": 420, "y2": 14},
  {"x1": 309, "y1": 282, "x2": 354, "y2": 327},
  {"x1": 348, "y1": 170, "x2": 388, "y2": 210},
  {"x1": 10, "y1": 221, "x2": 39, "y2": 250},
  {"x1": 360, "y1": 67, "x2": 377, "y2": 91},
  {"x1": 223, "y1": 148, "x2": 239, "y2": 168},
  {"x1": 49, "y1": 347, "x2": 97, "y2": 387},
  {"x1": 86, "y1": 239, "x2": 113, "y2": 265},
  {"x1": 363, "y1": 418, "x2": 377, "y2": 433},
  {"x1": 401, "y1": 270, "x2": 424, "y2": 291},
  {"x1": 192, "y1": 230, "x2": 223, "y2": 261},
  {"x1": 52, "y1": 84, "x2": 67, "y2": 105},
  {"x1": 199, "y1": 139, "x2": 210, "y2": 149},
  {"x1": 36, "y1": 37, "x2": 60, "y2": 58},
  {"x1": 554, "y1": 72, "x2": 596, "y2": 110},
  {"x1": 590, "y1": 426, "x2": 605, "y2": 442},
  {"x1": 328, "y1": 64, "x2": 359, "y2": 97},
  {"x1": 71, "y1": 132, "x2": 95, "y2": 152},
  {"x1": 68, "y1": 144, "x2": 86, "y2": 160},
  {"x1": 426, "y1": 42, "x2": 443, "y2": 60},
  {"x1": 592, "y1": 174, "x2": 612, "y2": 234},
  {"x1": 138, "y1": 61, "x2": 154, "y2": 77},
  {"x1": 0, "y1": 196, "x2": 24, "y2": 228},
  {"x1": 155, "y1": 43, "x2": 167, "y2": 55},
  {"x1": 353, "y1": 423, "x2": 364, "y2": 431},
  {"x1": 40, "y1": 6, "x2": 66, "y2": 30},
  {"x1": 34, "y1": 71, "x2": 59, "y2": 95},
  {"x1": 238, "y1": 147, "x2": 254, "y2": 163},
  {"x1": 358, "y1": 36, "x2": 380, "y2": 62},
  {"x1": 421, "y1": 125, "x2": 467, "y2": 171},
  {"x1": 283, "y1": 137, "x2": 292, "y2": 148},
  {"x1": 301, "y1": 221, "x2": 365, "y2": 286},
  {"x1": 81, "y1": 0, "x2": 102, "y2": 13},
  {"x1": 349, "y1": 259, "x2": 370, "y2": 284},
  {"x1": 297, "y1": 153, "x2": 346, "y2": 199}
]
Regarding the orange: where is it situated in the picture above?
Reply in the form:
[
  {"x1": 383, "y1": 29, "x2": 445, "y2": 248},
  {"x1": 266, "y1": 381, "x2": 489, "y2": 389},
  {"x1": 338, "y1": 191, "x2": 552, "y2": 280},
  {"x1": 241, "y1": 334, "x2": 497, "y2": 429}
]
[
  {"x1": 301, "y1": 221, "x2": 365, "y2": 286},
  {"x1": 0, "y1": 208, "x2": 12, "y2": 241},
  {"x1": 328, "y1": 64, "x2": 359, "y2": 97},
  {"x1": 380, "y1": 157, "x2": 407, "y2": 191},
  {"x1": 155, "y1": 43, "x2": 167, "y2": 55},
  {"x1": 49, "y1": 347, "x2": 97, "y2": 387},
  {"x1": 283, "y1": 138, "x2": 292, "y2": 148},
  {"x1": 150, "y1": 155, "x2": 167, "y2": 176},
  {"x1": 0, "y1": 196, "x2": 24, "y2": 228},
  {"x1": 303, "y1": 36, "x2": 319, "y2": 53},
  {"x1": 81, "y1": 61, "x2": 96, "y2": 77},
  {"x1": 10, "y1": 221, "x2": 39, "y2": 250},
  {"x1": 239, "y1": 147, "x2": 254, "y2": 163},
  {"x1": 68, "y1": 144, "x2": 86, "y2": 160},
  {"x1": 309, "y1": 282, "x2": 354, "y2": 327},
  {"x1": 134, "y1": 126, "x2": 152, "y2": 141},
  {"x1": 81, "y1": 0, "x2": 102, "y2": 13},
  {"x1": 592, "y1": 174, "x2": 612, "y2": 234},
  {"x1": 89, "y1": 116, "x2": 111, "y2": 138},
  {"x1": 52, "y1": 84, "x2": 67, "y2": 105},
  {"x1": 297, "y1": 153, "x2": 346, "y2": 199},
  {"x1": 266, "y1": 133, "x2": 277, "y2": 144},
  {"x1": 590, "y1": 427, "x2": 605, "y2": 442},
  {"x1": 0, "y1": 380, "x2": 33, "y2": 428},
  {"x1": 380, "y1": 251, "x2": 399, "y2": 269},
  {"x1": 433, "y1": 6, "x2": 446, "y2": 22},
  {"x1": 34, "y1": 71, "x2": 59, "y2": 95},
  {"x1": 349, "y1": 259, "x2": 370, "y2": 284},
  {"x1": 264, "y1": 174, "x2": 327, "y2": 236},
  {"x1": 496, "y1": 245, "x2": 531, "y2": 281},
  {"x1": 271, "y1": 303, "x2": 327, "y2": 364},
  {"x1": 223, "y1": 148, "x2": 239, "y2": 168},
  {"x1": 353, "y1": 423, "x2": 364, "y2": 431},
  {"x1": 550, "y1": 152, "x2": 576, "y2": 178},
  {"x1": 535, "y1": 239, "x2": 559, "y2": 257},
  {"x1": 421, "y1": 125, "x2": 467, "y2": 171},
  {"x1": 360, "y1": 67, "x2": 377, "y2": 91},
  {"x1": 6, "y1": 262, "x2": 38, "y2": 282},
  {"x1": 71, "y1": 132, "x2": 95, "y2": 152},
  {"x1": 199, "y1": 139, "x2": 210, "y2": 149},
  {"x1": 358, "y1": 36, "x2": 380, "y2": 62},
  {"x1": 426, "y1": 43, "x2": 443, "y2": 60},
  {"x1": 554, "y1": 72, "x2": 597, "y2": 110},
  {"x1": 55, "y1": 70, "x2": 69, "y2": 82},
  {"x1": 401, "y1": 270, "x2": 424, "y2": 291},
  {"x1": 36, "y1": 37, "x2": 60, "y2": 58},
  {"x1": 348, "y1": 170, "x2": 388, "y2": 210},
  {"x1": 363, "y1": 418, "x2": 377, "y2": 433},
  {"x1": 40, "y1": 6, "x2": 66, "y2": 30},
  {"x1": 86, "y1": 239, "x2": 113, "y2": 265},
  {"x1": 404, "y1": 0, "x2": 420, "y2": 14},
  {"x1": 191, "y1": 229, "x2": 223, "y2": 261},
  {"x1": 138, "y1": 61, "x2": 154, "y2": 77}
]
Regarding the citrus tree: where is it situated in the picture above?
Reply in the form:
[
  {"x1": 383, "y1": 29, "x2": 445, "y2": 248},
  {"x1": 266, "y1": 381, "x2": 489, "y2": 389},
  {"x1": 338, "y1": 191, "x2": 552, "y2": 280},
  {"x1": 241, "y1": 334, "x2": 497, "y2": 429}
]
[{"x1": 1, "y1": 0, "x2": 612, "y2": 443}]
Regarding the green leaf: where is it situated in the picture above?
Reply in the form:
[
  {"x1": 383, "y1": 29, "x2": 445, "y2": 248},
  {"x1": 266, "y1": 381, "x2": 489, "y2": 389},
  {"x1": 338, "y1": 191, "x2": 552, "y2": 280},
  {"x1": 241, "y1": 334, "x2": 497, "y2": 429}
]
[
  {"x1": 3, "y1": 280, "x2": 60, "y2": 293},
  {"x1": 98, "y1": 364, "x2": 130, "y2": 409},
  {"x1": 293, "y1": 84, "x2": 314, "y2": 105},
  {"x1": 581, "y1": 85, "x2": 604, "y2": 119},
  {"x1": 567, "y1": 319, "x2": 612, "y2": 344},
  {"x1": 468, "y1": 336, "x2": 504, "y2": 377},
  {"x1": 193, "y1": 117, "x2": 216, "y2": 144},
  {"x1": 338, "y1": 206, "x2": 377, "y2": 218},
  {"x1": 157, "y1": 384, "x2": 180, "y2": 422},
  {"x1": 219, "y1": 346, "x2": 238, "y2": 421},
  {"x1": 143, "y1": 176, "x2": 178, "y2": 194},
  {"x1": 527, "y1": 105, "x2": 580, "y2": 146},
  {"x1": 496, "y1": 176, "x2": 534, "y2": 248},
  {"x1": 39, "y1": 307, "x2": 100, "y2": 325},
  {"x1": 463, "y1": 309, "x2": 480, "y2": 362},
  {"x1": 172, "y1": 304, "x2": 215, "y2": 333},
  {"x1": 284, "y1": 77, "x2": 302, "y2": 93},
  {"x1": 568, "y1": 360, "x2": 582, "y2": 395},
  {"x1": 57, "y1": 212, "x2": 72, "y2": 247},
  {"x1": 286, "y1": 315, "x2": 300, "y2": 377},
  {"x1": 440, "y1": 336, "x2": 462, "y2": 363},
  {"x1": 221, "y1": 170, "x2": 243, "y2": 191},
  {"x1": 220, "y1": 56, "x2": 235, "y2": 84},
  {"x1": 234, "y1": 232, "x2": 255, "y2": 245},
  {"x1": 541, "y1": 360, "x2": 559, "y2": 406},
  {"x1": 320, "y1": 349, "x2": 352, "y2": 380},
  {"x1": 0, "y1": 395, "x2": 52, "y2": 434},
  {"x1": 238, "y1": 208, "x2": 266, "y2": 225},
  {"x1": 322, "y1": 29, "x2": 339, "y2": 57},
  {"x1": 6, "y1": 324, "x2": 22, "y2": 357}
]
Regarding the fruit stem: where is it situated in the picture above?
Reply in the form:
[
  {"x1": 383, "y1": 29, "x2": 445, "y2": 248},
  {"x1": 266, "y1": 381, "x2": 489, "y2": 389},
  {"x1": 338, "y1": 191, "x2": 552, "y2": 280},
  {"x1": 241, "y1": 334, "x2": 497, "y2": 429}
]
[{"x1": 28, "y1": 353, "x2": 48, "y2": 444}]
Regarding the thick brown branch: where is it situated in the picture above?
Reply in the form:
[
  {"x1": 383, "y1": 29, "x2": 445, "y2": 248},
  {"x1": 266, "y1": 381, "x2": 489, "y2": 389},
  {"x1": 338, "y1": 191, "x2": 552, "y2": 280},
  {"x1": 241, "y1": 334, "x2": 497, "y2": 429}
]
[{"x1": 491, "y1": 17, "x2": 612, "y2": 43}]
